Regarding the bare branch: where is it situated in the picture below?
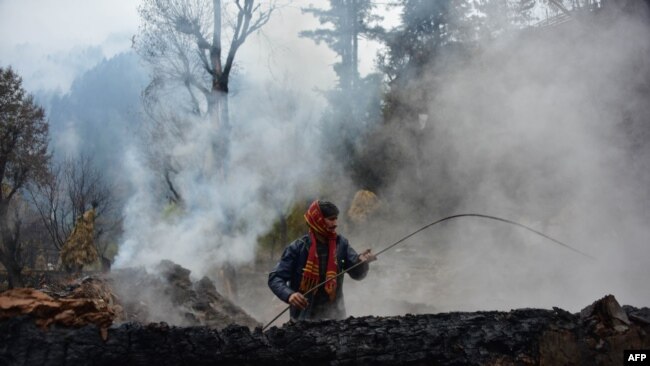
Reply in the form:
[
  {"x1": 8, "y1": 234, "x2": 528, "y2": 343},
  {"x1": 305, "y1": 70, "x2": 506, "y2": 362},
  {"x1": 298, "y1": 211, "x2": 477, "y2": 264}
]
[
  {"x1": 212, "y1": 0, "x2": 223, "y2": 75},
  {"x1": 134, "y1": 0, "x2": 276, "y2": 201},
  {"x1": 244, "y1": 2, "x2": 273, "y2": 37},
  {"x1": 548, "y1": 0, "x2": 573, "y2": 18},
  {"x1": 164, "y1": 168, "x2": 182, "y2": 204}
]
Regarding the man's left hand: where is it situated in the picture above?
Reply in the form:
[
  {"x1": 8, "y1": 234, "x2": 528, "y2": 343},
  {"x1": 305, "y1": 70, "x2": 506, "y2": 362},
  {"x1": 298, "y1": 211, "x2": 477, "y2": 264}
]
[{"x1": 358, "y1": 249, "x2": 377, "y2": 263}]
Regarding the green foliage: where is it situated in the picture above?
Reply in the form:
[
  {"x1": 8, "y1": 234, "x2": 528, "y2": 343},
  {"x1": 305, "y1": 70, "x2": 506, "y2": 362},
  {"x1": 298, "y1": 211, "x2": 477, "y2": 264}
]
[
  {"x1": 257, "y1": 201, "x2": 309, "y2": 261},
  {"x1": 0, "y1": 66, "x2": 51, "y2": 288},
  {"x1": 0, "y1": 67, "x2": 50, "y2": 193},
  {"x1": 378, "y1": 0, "x2": 476, "y2": 82},
  {"x1": 162, "y1": 200, "x2": 184, "y2": 221}
]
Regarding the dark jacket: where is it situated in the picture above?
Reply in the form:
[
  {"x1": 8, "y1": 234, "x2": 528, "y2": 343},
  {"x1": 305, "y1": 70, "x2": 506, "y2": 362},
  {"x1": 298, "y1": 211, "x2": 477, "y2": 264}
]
[{"x1": 268, "y1": 234, "x2": 369, "y2": 321}]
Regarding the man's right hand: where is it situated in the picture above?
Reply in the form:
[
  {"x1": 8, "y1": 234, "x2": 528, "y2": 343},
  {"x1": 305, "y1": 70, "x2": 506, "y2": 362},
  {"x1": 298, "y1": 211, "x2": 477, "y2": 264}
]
[{"x1": 288, "y1": 292, "x2": 309, "y2": 310}]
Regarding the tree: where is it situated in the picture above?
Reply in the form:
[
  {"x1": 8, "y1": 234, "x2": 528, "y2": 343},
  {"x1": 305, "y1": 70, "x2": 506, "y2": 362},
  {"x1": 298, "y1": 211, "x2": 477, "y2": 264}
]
[
  {"x1": 300, "y1": 1, "x2": 384, "y2": 189},
  {"x1": 330, "y1": 0, "x2": 482, "y2": 205},
  {"x1": 0, "y1": 66, "x2": 50, "y2": 288},
  {"x1": 30, "y1": 155, "x2": 117, "y2": 268},
  {"x1": 378, "y1": 0, "x2": 478, "y2": 83},
  {"x1": 301, "y1": 0, "x2": 382, "y2": 92},
  {"x1": 134, "y1": 0, "x2": 274, "y2": 201}
]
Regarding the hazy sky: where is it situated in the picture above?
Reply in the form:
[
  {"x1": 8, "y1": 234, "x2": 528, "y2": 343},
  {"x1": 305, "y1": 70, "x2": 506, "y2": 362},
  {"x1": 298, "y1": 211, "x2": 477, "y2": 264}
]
[
  {"x1": 0, "y1": 0, "x2": 394, "y2": 93},
  {"x1": 0, "y1": 0, "x2": 139, "y2": 47},
  {"x1": 0, "y1": 0, "x2": 138, "y2": 90}
]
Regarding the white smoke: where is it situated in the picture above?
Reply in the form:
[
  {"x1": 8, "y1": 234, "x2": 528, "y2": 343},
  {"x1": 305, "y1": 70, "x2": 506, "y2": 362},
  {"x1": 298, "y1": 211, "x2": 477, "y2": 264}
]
[
  {"x1": 112, "y1": 2, "x2": 650, "y2": 325},
  {"x1": 112, "y1": 1, "x2": 346, "y2": 282},
  {"x1": 113, "y1": 80, "x2": 325, "y2": 279},
  {"x1": 346, "y1": 6, "x2": 650, "y2": 315}
]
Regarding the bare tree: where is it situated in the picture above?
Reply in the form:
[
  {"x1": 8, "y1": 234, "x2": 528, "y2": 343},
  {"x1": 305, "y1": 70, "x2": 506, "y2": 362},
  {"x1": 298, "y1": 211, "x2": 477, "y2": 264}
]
[
  {"x1": 30, "y1": 155, "x2": 118, "y2": 269},
  {"x1": 135, "y1": 0, "x2": 274, "y2": 200},
  {"x1": 0, "y1": 67, "x2": 50, "y2": 288}
]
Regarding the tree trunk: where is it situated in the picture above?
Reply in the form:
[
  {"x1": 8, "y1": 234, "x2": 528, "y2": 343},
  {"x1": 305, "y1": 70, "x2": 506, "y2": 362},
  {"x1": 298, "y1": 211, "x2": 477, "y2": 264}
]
[
  {"x1": 1, "y1": 260, "x2": 24, "y2": 289},
  {"x1": 0, "y1": 243, "x2": 24, "y2": 289},
  {"x1": 0, "y1": 234, "x2": 25, "y2": 288},
  {"x1": 0, "y1": 203, "x2": 24, "y2": 289},
  {"x1": 207, "y1": 84, "x2": 231, "y2": 176},
  {"x1": 351, "y1": 0, "x2": 359, "y2": 89}
]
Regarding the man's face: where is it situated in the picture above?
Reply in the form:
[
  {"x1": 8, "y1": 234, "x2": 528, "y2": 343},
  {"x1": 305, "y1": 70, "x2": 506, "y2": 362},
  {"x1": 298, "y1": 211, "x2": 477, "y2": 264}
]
[{"x1": 323, "y1": 216, "x2": 338, "y2": 234}]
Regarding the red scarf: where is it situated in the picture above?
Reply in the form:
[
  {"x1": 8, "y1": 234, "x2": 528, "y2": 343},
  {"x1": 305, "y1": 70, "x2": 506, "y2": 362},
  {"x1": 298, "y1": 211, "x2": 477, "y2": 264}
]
[{"x1": 299, "y1": 200, "x2": 338, "y2": 302}]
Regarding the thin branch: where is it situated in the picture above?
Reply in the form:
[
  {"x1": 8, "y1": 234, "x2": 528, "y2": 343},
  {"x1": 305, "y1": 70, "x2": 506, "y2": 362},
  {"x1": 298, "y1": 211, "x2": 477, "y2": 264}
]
[
  {"x1": 164, "y1": 168, "x2": 182, "y2": 204},
  {"x1": 548, "y1": 0, "x2": 573, "y2": 18},
  {"x1": 212, "y1": 0, "x2": 223, "y2": 75}
]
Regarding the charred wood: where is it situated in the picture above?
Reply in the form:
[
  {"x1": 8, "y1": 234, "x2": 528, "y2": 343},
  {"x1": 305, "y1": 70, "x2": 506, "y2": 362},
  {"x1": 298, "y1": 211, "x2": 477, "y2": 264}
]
[{"x1": 1, "y1": 295, "x2": 649, "y2": 366}]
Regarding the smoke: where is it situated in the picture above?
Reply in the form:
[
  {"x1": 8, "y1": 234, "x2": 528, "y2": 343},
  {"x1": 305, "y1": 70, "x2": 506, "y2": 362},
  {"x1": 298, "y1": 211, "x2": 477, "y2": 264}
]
[
  {"x1": 345, "y1": 5, "x2": 650, "y2": 316},
  {"x1": 113, "y1": 76, "x2": 325, "y2": 277},
  {"x1": 112, "y1": 2, "x2": 650, "y2": 326},
  {"x1": 106, "y1": 2, "x2": 345, "y2": 324}
]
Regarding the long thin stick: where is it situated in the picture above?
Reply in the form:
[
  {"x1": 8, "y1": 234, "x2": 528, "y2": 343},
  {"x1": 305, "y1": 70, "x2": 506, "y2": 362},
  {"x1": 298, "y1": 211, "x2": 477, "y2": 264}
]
[{"x1": 262, "y1": 213, "x2": 594, "y2": 330}]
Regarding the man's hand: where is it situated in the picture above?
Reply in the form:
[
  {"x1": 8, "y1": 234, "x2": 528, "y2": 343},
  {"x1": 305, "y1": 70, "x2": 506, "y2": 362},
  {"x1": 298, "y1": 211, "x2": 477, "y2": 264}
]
[
  {"x1": 358, "y1": 249, "x2": 377, "y2": 263},
  {"x1": 288, "y1": 292, "x2": 309, "y2": 310}
]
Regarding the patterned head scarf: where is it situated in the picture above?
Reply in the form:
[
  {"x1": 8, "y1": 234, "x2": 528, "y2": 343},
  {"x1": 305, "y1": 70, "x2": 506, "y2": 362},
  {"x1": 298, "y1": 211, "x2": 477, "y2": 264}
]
[{"x1": 299, "y1": 200, "x2": 338, "y2": 301}]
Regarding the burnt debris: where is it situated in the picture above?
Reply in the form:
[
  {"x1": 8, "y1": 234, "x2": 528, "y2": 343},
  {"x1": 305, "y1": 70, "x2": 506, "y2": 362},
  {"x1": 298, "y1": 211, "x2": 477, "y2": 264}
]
[
  {"x1": 0, "y1": 260, "x2": 260, "y2": 339},
  {"x1": 110, "y1": 260, "x2": 260, "y2": 329},
  {"x1": 1, "y1": 294, "x2": 649, "y2": 366}
]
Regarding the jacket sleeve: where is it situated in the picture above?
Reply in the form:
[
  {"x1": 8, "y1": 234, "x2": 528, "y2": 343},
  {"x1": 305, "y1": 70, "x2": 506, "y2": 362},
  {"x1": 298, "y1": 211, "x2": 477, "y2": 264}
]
[
  {"x1": 268, "y1": 241, "x2": 300, "y2": 303},
  {"x1": 343, "y1": 238, "x2": 369, "y2": 280}
]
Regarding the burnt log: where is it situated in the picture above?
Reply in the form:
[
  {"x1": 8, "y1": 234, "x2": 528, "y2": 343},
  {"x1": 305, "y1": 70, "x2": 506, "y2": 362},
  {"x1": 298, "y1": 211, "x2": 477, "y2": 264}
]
[{"x1": 1, "y1": 295, "x2": 649, "y2": 366}]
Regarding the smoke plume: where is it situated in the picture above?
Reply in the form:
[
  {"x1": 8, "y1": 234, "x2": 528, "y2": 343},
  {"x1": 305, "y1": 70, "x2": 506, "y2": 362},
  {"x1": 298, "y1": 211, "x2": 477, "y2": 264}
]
[
  {"x1": 112, "y1": 2, "x2": 650, "y2": 324},
  {"x1": 345, "y1": 5, "x2": 650, "y2": 316}
]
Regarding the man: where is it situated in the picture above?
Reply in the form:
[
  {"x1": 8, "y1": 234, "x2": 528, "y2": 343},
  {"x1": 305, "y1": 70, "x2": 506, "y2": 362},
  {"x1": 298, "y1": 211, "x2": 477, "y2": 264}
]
[{"x1": 268, "y1": 200, "x2": 376, "y2": 321}]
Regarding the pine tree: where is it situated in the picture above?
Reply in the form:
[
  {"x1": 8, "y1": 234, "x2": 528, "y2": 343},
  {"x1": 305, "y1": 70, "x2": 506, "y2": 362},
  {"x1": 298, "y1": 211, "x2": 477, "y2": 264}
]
[{"x1": 300, "y1": 1, "x2": 384, "y2": 189}]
